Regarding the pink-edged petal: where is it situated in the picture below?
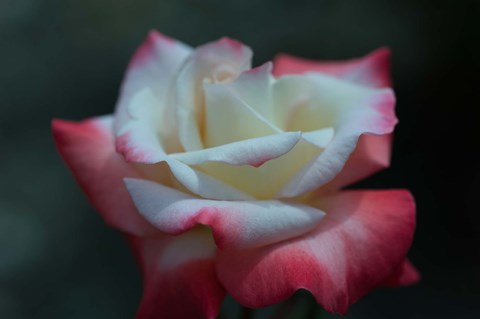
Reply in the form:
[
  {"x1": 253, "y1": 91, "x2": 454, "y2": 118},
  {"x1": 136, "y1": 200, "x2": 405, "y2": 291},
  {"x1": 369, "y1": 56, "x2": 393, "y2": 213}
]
[
  {"x1": 114, "y1": 31, "x2": 192, "y2": 161},
  {"x1": 170, "y1": 131, "x2": 301, "y2": 167},
  {"x1": 273, "y1": 47, "x2": 391, "y2": 88},
  {"x1": 216, "y1": 190, "x2": 416, "y2": 314},
  {"x1": 175, "y1": 37, "x2": 253, "y2": 151},
  {"x1": 127, "y1": 227, "x2": 224, "y2": 319},
  {"x1": 115, "y1": 89, "x2": 167, "y2": 163},
  {"x1": 276, "y1": 74, "x2": 397, "y2": 197},
  {"x1": 322, "y1": 133, "x2": 393, "y2": 191},
  {"x1": 383, "y1": 259, "x2": 420, "y2": 287},
  {"x1": 124, "y1": 178, "x2": 326, "y2": 250},
  {"x1": 52, "y1": 116, "x2": 156, "y2": 236}
]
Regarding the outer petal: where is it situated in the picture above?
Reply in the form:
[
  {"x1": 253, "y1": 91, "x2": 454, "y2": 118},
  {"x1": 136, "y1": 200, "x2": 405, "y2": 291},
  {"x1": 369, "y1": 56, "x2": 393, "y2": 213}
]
[
  {"x1": 383, "y1": 259, "x2": 420, "y2": 287},
  {"x1": 216, "y1": 190, "x2": 416, "y2": 314},
  {"x1": 125, "y1": 178, "x2": 326, "y2": 250},
  {"x1": 274, "y1": 48, "x2": 394, "y2": 187},
  {"x1": 273, "y1": 47, "x2": 391, "y2": 88},
  {"x1": 175, "y1": 37, "x2": 253, "y2": 151},
  {"x1": 321, "y1": 133, "x2": 393, "y2": 191},
  {"x1": 127, "y1": 227, "x2": 224, "y2": 319},
  {"x1": 276, "y1": 74, "x2": 397, "y2": 197},
  {"x1": 52, "y1": 116, "x2": 156, "y2": 236},
  {"x1": 115, "y1": 88, "x2": 167, "y2": 163},
  {"x1": 114, "y1": 31, "x2": 192, "y2": 162}
]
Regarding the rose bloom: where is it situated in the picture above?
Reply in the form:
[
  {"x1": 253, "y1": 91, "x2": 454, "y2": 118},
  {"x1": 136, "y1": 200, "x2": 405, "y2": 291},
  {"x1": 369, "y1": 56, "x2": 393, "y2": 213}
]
[{"x1": 53, "y1": 31, "x2": 418, "y2": 319}]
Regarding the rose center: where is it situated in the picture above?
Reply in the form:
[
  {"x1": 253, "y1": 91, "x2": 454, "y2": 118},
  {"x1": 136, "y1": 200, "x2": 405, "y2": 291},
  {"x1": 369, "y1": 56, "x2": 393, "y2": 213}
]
[{"x1": 211, "y1": 65, "x2": 237, "y2": 83}]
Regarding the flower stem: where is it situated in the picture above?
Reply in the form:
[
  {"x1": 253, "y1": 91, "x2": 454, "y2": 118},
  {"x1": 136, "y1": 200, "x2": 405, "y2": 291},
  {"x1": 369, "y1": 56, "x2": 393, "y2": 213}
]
[
  {"x1": 305, "y1": 299, "x2": 322, "y2": 319},
  {"x1": 272, "y1": 294, "x2": 298, "y2": 319}
]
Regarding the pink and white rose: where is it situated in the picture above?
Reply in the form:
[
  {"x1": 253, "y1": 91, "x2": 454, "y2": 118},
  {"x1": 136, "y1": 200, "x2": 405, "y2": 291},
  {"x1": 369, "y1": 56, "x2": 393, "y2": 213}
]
[{"x1": 53, "y1": 31, "x2": 418, "y2": 319}]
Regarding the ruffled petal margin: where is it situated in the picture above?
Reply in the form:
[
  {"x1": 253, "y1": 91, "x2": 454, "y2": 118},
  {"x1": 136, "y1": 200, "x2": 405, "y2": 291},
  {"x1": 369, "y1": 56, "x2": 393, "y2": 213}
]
[
  {"x1": 215, "y1": 190, "x2": 416, "y2": 314},
  {"x1": 52, "y1": 116, "x2": 156, "y2": 236}
]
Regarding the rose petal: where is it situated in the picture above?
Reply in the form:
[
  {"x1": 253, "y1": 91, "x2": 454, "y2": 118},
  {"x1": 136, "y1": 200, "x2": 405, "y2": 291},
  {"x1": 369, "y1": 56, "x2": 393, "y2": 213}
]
[
  {"x1": 170, "y1": 131, "x2": 302, "y2": 167},
  {"x1": 274, "y1": 48, "x2": 394, "y2": 189},
  {"x1": 115, "y1": 89, "x2": 167, "y2": 163},
  {"x1": 275, "y1": 74, "x2": 397, "y2": 197},
  {"x1": 273, "y1": 47, "x2": 391, "y2": 88},
  {"x1": 216, "y1": 190, "x2": 416, "y2": 314},
  {"x1": 124, "y1": 178, "x2": 326, "y2": 249},
  {"x1": 302, "y1": 127, "x2": 335, "y2": 148},
  {"x1": 383, "y1": 259, "x2": 420, "y2": 287},
  {"x1": 196, "y1": 138, "x2": 322, "y2": 199},
  {"x1": 114, "y1": 31, "x2": 192, "y2": 162},
  {"x1": 128, "y1": 227, "x2": 224, "y2": 319},
  {"x1": 203, "y1": 77, "x2": 280, "y2": 148},
  {"x1": 52, "y1": 116, "x2": 156, "y2": 236},
  {"x1": 322, "y1": 133, "x2": 393, "y2": 191},
  {"x1": 175, "y1": 37, "x2": 253, "y2": 151},
  {"x1": 197, "y1": 68, "x2": 338, "y2": 198},
  {"x1": 220, "y1": 62, "x2": 275, "y2": 121},
  {"x1": 164, "y1": 158, "x2": 254, "y2": 200}
]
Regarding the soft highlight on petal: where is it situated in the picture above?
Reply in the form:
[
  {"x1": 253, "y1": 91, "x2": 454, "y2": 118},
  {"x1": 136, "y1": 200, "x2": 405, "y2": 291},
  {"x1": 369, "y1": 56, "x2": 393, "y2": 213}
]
[
  {"x1": 125, "y1": 178, "x2": 326, "y2": 250},
  {"x1": 216, "y1": 190, "x2": 416, "y2": 314}
]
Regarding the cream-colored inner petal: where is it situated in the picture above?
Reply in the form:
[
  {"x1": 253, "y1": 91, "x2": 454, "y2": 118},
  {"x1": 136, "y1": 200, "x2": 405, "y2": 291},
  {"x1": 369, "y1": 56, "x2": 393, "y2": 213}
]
[
  {"x1": 174, "y1": 40, "x2": 253, "y2": 152},
  {"x1": 203, "y1": 81, "x2": 280, "y2": 148},
  {"x1": 138, "y1": 47, "x2": 393, "y2": 200},
  {"x1": 196, "y1": 138, "x2": 324, "y2": 199}
]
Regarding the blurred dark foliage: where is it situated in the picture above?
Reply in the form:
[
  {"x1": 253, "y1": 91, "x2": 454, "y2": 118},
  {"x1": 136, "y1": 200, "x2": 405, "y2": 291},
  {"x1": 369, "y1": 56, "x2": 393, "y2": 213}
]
[{"x1": 1, "y1": 0, "x2": 479, "y2": 318}]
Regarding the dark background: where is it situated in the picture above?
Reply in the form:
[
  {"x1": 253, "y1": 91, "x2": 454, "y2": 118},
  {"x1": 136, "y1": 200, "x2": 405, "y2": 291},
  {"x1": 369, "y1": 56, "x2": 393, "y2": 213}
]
[{"x1": 1, "y1": 0, "x2": 479, "y2": 318}]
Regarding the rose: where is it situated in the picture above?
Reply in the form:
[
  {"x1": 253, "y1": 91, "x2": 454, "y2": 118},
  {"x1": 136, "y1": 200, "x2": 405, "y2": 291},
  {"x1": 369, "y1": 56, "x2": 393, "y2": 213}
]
[{"x1": 53, "y1": 31, "x2": 418, "y2": 319}]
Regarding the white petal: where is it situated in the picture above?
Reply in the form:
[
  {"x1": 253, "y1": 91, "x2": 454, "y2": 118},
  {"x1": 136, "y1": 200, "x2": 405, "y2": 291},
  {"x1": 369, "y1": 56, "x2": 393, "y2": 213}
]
[
  {"x1": 221, "y1": 62, "x2": 275, "y2": 121},
  {"x1": 196, "y1": 138, "x2": 322, "y2": 199},
  {"x1": 164, "y1": 158, "x2": 254, "y2": 200},
  {"x1": 275, "y1": 74, "x2": 397, "y2": 197},
  {"x1": 302, "y1": 127, "x2": 335, "y2": 148},
  {"x1": 116, "y1": 89, "x2": 166, "y2": 162},
  {"x1": 170, "y1": 131, "x2": 301, "y2": 167},
  {"x1": 125, "y1": 178, "x2": 326, "y2": 249},
  {"x1": 175, "y1": 38, "x2": 253, "y2": 151},
  {"x1": 203, "y1": 80, "x2": 279, "y2": 148},
  {"x1": 114, "y1": 31, "x2": 192, "y2": 161}
]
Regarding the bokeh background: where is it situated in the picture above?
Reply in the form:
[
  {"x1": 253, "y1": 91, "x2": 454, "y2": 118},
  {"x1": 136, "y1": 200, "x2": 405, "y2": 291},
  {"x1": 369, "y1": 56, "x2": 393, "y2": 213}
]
[{"x1": 1, "y1": 0, "x2": 479, "y2": 318}]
